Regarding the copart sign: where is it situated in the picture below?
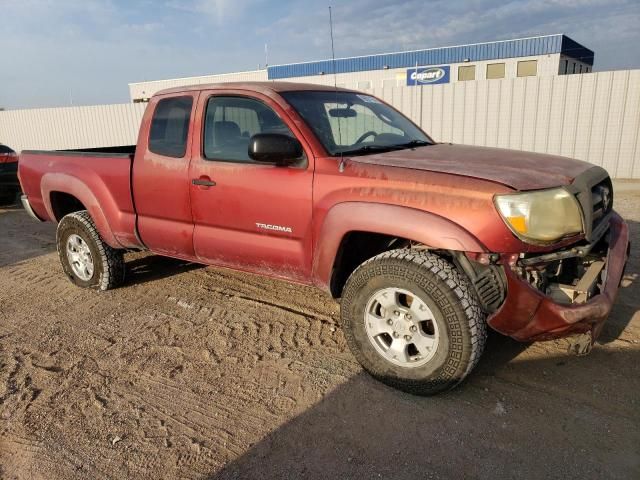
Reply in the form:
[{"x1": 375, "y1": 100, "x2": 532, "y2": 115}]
[{"x1": 406, "y1": 66, "x2": 450, "y2": 86}]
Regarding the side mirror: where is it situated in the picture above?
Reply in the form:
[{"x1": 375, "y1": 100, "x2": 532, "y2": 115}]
[{"x1": 248, "y1": 133, "x2": 303, "y2": 166}]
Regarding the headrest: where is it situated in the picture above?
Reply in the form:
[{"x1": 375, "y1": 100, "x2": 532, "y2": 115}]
[{"x1": 214, "y1": 121, "x2": 241, "y2": 139}]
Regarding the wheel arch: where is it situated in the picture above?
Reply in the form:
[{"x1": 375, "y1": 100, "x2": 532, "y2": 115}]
[
  {"x1": 312, "y1": 202, "x2": 487, "y2": 297},
  {"x1": 50, "y1": 191, "x2": 87, "y2": 221},
  {"x1": 42, "y1": 172, "x2": 120, "y2": 248}
]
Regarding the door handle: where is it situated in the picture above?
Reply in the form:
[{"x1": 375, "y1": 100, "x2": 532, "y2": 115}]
[{"x1": 192, "y1": 177, "x2": 216, "y2": 187}]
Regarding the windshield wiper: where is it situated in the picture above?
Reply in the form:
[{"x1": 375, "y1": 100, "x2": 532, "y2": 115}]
[
  {"x1": 335, "y1": 144, "x2": 404, "y2": 156},
  {"x1": 391, "y1": 140, "x2": 432, "y2": 149},
  {"x1": 336, "y1": 140, "x2": 432, "y2": 157}
]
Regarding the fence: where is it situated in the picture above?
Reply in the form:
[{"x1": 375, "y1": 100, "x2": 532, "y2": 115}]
[
  {"x1": 1, "y1": 70, "x2": 639, "y2": 178},
  {"x1": 0, "y1": 103, "x2": 147, "y2": 152},
  {"x1": 370, "y1": 69, "x2": 640, "y2": 179}
]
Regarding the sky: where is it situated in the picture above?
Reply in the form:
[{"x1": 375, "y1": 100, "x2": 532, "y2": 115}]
[{"x1": 1, "y1": 0, "x2": 639, "y2": 109}]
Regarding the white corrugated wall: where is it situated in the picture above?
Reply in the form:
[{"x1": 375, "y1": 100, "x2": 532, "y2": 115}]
[
  {"x1": 0, "y1": 103, "x2": 147, "y2": 152},
  {"x1": 366, "y1": 69, "x2": 640, "y2": 179},
  {"x1": 0, "y1": 70, "x2": 638, "y2": 178}
]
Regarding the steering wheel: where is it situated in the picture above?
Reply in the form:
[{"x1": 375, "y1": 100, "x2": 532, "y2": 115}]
[{"x1": 354, "y1": 131, "x2": 378, "y2": 144}]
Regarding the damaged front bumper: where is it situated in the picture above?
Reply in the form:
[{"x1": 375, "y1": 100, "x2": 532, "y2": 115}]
[{"x1": 487, "y1": 212, "x2": 630, "y2": 343}]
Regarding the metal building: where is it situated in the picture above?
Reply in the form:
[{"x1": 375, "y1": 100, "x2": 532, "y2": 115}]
[
  {"x1": 4, "y1": 33, "x2": 639, "y2": 178},
  {"x1": 129, "y1": 34, "x2": 594, "y2": 101}
]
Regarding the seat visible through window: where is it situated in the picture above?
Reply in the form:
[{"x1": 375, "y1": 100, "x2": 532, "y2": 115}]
[
  {"x1": 210, "y1": 121, "x2": 247, "y2": 160},
  {"x1": 204, "y1": 96, "x2": 295, "y2": 163}
]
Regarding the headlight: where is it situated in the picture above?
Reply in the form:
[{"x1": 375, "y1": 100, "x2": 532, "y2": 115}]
[{"x1": 494, "y1": 188, "x2": 583, "y2": 244}]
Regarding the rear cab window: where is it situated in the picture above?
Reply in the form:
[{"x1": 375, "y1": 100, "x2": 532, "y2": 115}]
[{"x1": 149, "y1": 96, "x2": 193, "y2": 158}]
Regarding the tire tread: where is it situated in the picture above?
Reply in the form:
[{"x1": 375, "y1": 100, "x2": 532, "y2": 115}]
[
  {"x1": 341, "y1": 249, "x2": 487, "y2": 395},
  {"x1": 56, "y1": 211, "x2": 125, "y2": 291}
]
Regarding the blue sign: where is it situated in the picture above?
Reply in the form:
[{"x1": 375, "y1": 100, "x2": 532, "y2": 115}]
[{"x1": 407, "y1": 66, "x2": 450, "y2": 86}]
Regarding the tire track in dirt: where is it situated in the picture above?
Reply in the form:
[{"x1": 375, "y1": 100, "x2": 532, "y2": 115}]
[{"x1": 1, "y1": 196, "x2": 639, "y2": 479}]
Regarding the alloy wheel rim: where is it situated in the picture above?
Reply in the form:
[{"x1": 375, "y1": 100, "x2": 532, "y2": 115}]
[
  {"x1": 66, "y1": 234, "x2": 94, "y2": 281},
  {"x1": 364, "y1": 287, "x2": 439, "y2": 368}
]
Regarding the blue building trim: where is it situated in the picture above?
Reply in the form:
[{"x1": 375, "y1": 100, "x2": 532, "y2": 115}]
[{"x1": 267, "y1": 34, "x2": 592, "y2": 80}]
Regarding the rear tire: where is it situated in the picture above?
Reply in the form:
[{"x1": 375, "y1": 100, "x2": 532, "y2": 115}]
[
  {"x1": 56, "y1": 211, "x2": 125, "y2": 291},
  {"x1": 340, "y1": 250, "x2": 486, "y2": 395}
]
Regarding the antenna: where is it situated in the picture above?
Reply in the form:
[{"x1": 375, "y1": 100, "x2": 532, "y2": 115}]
[
  {"x1": 264, "y1": 43, "x2": 269, "y2": 67},
  {"x1": 329, "y1": 6, "x2": 346, "y2": 173},
  {"x1": 329, "y1": 6, "x2": 337, "y2": 90},
  {"x1": 414, "y1": 61, "x2": 418, "y2": 122}
]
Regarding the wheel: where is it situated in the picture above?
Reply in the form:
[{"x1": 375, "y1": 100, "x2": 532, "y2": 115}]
[
  {"x1": 340, "y1": 250, "x2": 487, "y2": 395},
  {"x1": 56, "y1": 211, "x2": 125, "y2": 290}
]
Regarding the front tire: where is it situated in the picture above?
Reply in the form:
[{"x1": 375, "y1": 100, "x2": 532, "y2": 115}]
[
  {"x1": 340, "y1": 250, "x2": 486, "y2": 395},
  {"x1": 56, "y1": 211, "x2": 125, "y2": 290}
]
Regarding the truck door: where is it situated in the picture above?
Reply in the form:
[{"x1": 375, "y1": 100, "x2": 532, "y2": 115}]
[
  {"x1": 133, "y1": 93, "x2": 198, "y2": 258},
  {"x1": 188, "y1": 91, "x2": 314, "y2": 282}
]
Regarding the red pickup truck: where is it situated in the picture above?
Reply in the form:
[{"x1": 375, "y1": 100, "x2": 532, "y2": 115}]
[{"x1": 19, "y1": 82, "x2": 629, "y2": 395}]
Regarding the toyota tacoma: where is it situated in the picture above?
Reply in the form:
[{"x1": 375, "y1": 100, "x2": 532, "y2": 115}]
[{"x1": 18, "y1": 82, "x2": 630, "y2": 395}]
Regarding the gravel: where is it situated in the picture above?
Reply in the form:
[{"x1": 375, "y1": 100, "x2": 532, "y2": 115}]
[{"x1": 0, "y1": 186, "x2": 638, "y2": 479}]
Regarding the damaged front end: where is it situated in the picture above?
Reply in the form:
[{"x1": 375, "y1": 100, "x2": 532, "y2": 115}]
[
  {"x1": 518, "y1": 228, "x2": 609, "y2": 308},
  {"x1": 485, "y1": 212, "x2": 629, "y2": 348}
]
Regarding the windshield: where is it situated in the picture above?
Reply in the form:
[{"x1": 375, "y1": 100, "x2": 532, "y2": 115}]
[{"x1": 282, "y1": 91, "x2": 433, "y2": 156}]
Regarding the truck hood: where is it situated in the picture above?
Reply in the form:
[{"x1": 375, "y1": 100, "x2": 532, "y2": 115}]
[{"x1": 350, "y1": 144, "x2": 597, "y2": 191}]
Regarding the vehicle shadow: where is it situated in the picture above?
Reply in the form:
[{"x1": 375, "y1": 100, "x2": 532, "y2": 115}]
[
  {"x1": 202, "y1": 216, "x2": 639, "y2": 479},
  {"x1": 207, "y1": 346, "x2": 639, "y2": 480},
  {"x1": 124, "y1": 253, "x2": 203, "y2": 286},
  {"x1": 0, "y1": 205, "x2": 56, "y2": 267}
]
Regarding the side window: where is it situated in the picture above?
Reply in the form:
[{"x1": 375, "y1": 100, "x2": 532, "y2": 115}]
[
  {"x1": 486, "y1": 63, "x2": 505, "y2": 79},
  {"x1": 517, "y1": 60, "x2": 537, "y2": 77},
  {"x1": 382, "y1": 78, "x2": 398, "y2": 89},
  {"x1": 204, "y1": 96, "x2": 295, "y2": 163},
  {"x1": 149, "y1": 96, "x2": 193, "y2": 158},
  {"x1": 458, "y1": 65, "x2": 476, "y2": 81}
]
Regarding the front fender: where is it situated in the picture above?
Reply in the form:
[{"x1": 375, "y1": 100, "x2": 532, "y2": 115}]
[
  {"x1": 41, "y1": 172, "x2": 120, "y2": 248},
  {"x1": 312, "y1": 201, "x2": 486, "y2": 289}
]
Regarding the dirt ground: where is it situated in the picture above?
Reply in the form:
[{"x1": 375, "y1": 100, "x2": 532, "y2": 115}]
[{"x1": 0, "y1": 187, "x2": 638, "y2": 480}]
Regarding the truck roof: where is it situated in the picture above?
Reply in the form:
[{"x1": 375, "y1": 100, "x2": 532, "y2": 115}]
[{"x1": 155, "y1": 81, "x2": 355, "y2": 97}]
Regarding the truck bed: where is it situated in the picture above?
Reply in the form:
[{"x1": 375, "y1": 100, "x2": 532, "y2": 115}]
[
  {"x1": 63, "y1": 145, "x2": 137, "y2": 155},
  {"x1": 19, "y1": 148, "x2": 142, "y2": 249}
]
